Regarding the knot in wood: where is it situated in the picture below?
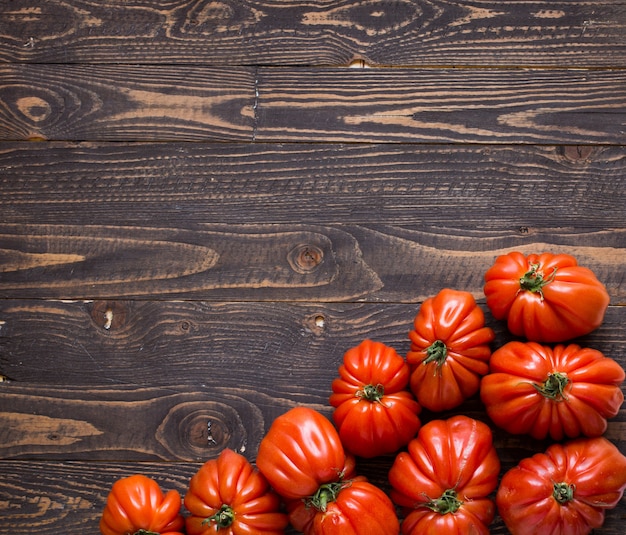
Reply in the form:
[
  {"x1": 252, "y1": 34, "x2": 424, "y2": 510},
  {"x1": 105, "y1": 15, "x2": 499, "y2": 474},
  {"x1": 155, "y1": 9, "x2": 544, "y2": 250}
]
[
  {"x1": 560, "y1": 145, "x2": 595, "y2": 163},
  {"x1": 288, "y1": 244, "x2": 324, "y2": 274},
  {"x1": 90, "y1": 301, "x2": 127, "y2": 331}
]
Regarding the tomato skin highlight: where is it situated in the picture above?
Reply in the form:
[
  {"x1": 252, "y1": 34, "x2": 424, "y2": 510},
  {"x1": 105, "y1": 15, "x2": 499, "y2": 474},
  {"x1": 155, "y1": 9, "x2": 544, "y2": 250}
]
[
  {"x1": 496, "y1": 437, "x2": 626, "y2": 535},
  {"x1": 256, "y1": 407, "x2": 354, "y2": 501},
  {"x1": 329, "y1": 339, "x2": 421, "y2": 458},
  {"x1": 184, "y1": 448, "x2": 288, "y2": 535},
  {"x1": 286, "y1": 478, "x2": 400, "y2": 535},
  {"x1": 484, "y1": 251, "x2": 610, "y2": 342},
  {"x1": 480, "y1": 341, "x2": 625, "y2": 440},
  {"x1": 99, "y1": 474, "x2": 185, "y2": 535},
  {"x1": 388, "y1": 415, "x2": 500, "y2": 535},
  {"x1": 406, "y1": 289, "x2": 495, "y2": 412}
]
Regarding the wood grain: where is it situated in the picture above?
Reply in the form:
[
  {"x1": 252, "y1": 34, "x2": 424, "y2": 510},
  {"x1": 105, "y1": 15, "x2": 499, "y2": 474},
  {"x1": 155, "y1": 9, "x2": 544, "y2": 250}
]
[
  {"x1": 1, "y1": 0, "x2": 624, "y2": 67},
  {"x1": 0, "y1": 223, "x2": 624, "y2": 301},
  {"x1": 255, "y1": 68, "x2": 626, "y2": 144},
  {"x1": 0, "y1": 65, "x2": 255, "y2": 141},
  {"x1": 1, "y1": 142, "x2": 624, "y2": 227},
  {"x1": 0, "y1": 384, "x2": 279, "y2": 462},
  {"x1": 1, "y1": 300, "x2": 624, "y2": 391},
  {"x1": 2, "y1": 66, "x2": 625, "y2": 143}
]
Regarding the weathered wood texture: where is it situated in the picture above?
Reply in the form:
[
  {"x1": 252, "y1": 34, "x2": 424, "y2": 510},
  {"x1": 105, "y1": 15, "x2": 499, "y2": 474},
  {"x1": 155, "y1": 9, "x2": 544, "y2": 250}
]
[
  {"x1": 1, "y1": 1, "x2": 625, "y2": 534},
  {"x1": 1, "y1": 143, "x2": 624, "y2": 304},
  {"x1": 1, "y1": 0, "x2": 625, "y2": 67},
  {"x1": 2, "y1": 66, "x2": 626, "y2": 143}
]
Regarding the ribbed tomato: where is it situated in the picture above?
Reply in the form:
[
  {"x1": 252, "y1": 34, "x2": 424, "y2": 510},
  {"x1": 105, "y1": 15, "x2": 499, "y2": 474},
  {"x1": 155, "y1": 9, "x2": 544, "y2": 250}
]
[
  {"x1": 406, "y1": 289, "x2": 495, "y2": 411},
  {"x1": 388, "y1": 415, "x2": 500, "y2": 535},
  {"x1": 255, "y1": 407, "x2": 355, "y2": 501},
  {"x1": 99, "y1": 474, "x2": 184, "y2": 535},
  {"x1": 480, "y1": 341, "x2": 625, "y2": 440},
  {"x1": 497, "y1": 437, "x2": 626, "y2": 535},
  {"x1": 329, "y1": 339, "x2": 421, "y2": 458},
  {"x1": 484, "y1": 251, "x2": 610, "y2": 342},
  {"x1": 286, "y1": 476, "x2": 400, "y2": 535},
  {"x1": 184, "y1": 448, "x2": 288, "y2": 534}
]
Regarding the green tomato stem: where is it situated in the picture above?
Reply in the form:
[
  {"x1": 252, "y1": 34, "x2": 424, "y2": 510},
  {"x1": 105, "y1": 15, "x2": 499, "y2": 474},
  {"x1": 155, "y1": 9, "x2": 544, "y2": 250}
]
[
  {"x1": 533, "y1": 372, "x2": 570, "y2": 401},
  {"x1": 519, "y1": 263, "x2": 557, "y2": 299},
  {"x1": 553, "y1": 482, "x2": 575, "y2": 504},
  {"x1": 423, "y1": 340, "x2": 448, "y2": 369},
  {"x1": 356, "y1": 383, "x2": 385, "y2": 403},
  {"x1": 203, "y1": 504, "x2": 236, "y2": 529},
  {"x1": 424, "y1": 488, "x2": 463, "y2": 515},
  {"x1": 305, "y1": 481, "x2": 347, "y2": 512}
]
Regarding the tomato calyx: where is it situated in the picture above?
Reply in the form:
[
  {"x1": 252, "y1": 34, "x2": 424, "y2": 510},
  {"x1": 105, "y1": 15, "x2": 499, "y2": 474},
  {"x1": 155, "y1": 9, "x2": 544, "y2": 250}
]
[
  {"x1": 422, "y1": 488, "x2": 463, "y2": 515},
  {"x1": 423, "y1": 340, "x2": 448, "y2": 370},
  {"x1": 552, "y1": 482, "x2": 575, "y2": 504},
  {"x1": 532, "y1": 372, "x2": 570, "y2": 401},
  {"x1": 304, "y1": 480, "x2": 351, "y2": 512},
  {"x1": 133, "y1": 530, "x2": 160, "y2": 535},
  {"x1": 519, "y1": 263, "x2": 557, "y2": 299},
  {"x1": 356, "y1": 383, "x2": 385, "y2": 403},
  {"x1": 202, "y1": 504, "x2": 236, "y2": 529}
]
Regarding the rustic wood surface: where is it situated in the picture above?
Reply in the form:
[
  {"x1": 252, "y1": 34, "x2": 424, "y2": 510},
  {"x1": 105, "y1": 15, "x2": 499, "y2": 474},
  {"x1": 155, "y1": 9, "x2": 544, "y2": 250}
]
[{"x1": 1, "y1": 1, "x2": 625, "y2": 534}]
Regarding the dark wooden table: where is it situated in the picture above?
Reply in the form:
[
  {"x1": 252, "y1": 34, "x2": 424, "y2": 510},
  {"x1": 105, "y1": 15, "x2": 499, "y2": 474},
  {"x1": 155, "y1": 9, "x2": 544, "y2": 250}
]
[{"x1": 1, "y1": 1, "x2": 625, "y2": 533}]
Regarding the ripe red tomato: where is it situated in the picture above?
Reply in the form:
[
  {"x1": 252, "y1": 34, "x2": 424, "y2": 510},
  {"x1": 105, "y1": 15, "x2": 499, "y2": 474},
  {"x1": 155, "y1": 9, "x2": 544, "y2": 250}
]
[
  {"x1": 406, "y1": 289, "x2": 495, "y2": 411},
  {"x1": 99, "y1": 474, "x2": 184, "y2": 535},
  {"x1": 484, "y1": 251, "x2": 610, "y2": 342},
  {"x1": 329, "y1": 339, "x2": 421, "y2": 458},
  {"x1": 255, "y1": 407, "x2": 355, "y2": 500},
  {"x1": 496, "y1": 437, "x2": 626, "y2": 535},
  {"x1": 184, "y1": 448, "x2": 288, "y2": 534},
  {"x1": 388, "y1": 415, "x2": 500, "y2": 535},
  {"x1": 286, "y1": 476, "x2": 400, "y2": 535},
  {"x1": 481, "y1": 341, "x2": 625, "y2": 440}
]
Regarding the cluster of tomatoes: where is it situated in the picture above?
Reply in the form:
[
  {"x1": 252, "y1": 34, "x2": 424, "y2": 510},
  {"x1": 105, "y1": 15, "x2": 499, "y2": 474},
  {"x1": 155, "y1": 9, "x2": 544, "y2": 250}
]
[{"x1": 100, "y1": 251, "x2": 626, "y2": 535}]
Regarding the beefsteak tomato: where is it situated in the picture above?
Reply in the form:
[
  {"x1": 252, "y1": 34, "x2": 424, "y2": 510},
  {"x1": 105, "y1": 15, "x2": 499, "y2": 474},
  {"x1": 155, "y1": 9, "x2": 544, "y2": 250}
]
[
  {"x1": 406, "y1": 289, "x2": 495, "y2": 411},
  {"x1": 329, "y1": 339, "x2": 421, "y2": 458},
  {"x1": 480, "y1": 341, "x2": 625, "y2": 440},
  {"x1": 184, "y1": 448, "x2": 288, "y2": 534},
  {"x1": 286, "y1": 476, "x2": 400, "y2": 535},
  {"x1": 496, "y1": 437, "x2": 626, "y2": 535},
  {"x1": 255, "y1": 407, "x2": 355, "y2": 501},
  {"x1": 483, "y1": 251, "x2": 610, "y2": 342},
  {"x1": 100, "y1": 474, "x2": 184, "y2": 535},
  {"x1": 388, "y1": 415, "x2": 500, "y2": 535}
]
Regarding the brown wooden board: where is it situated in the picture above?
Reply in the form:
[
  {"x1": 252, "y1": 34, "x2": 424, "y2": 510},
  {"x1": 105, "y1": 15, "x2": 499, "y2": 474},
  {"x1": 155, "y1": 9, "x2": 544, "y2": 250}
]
[
  {"x1": 1, "y1": 0, "x2": 625, "y2": 67},
  {"x1": 2, "y1": 143, "x2": 624, "y2": 227},
  {"x1": 0, "y1": 222, "x2": 624, "y2": 302},
  {"x1": 1, "y1": 300, "x2": 624, "y2": 389},
  {"x1": 1, "y1": 66, "x2": 625, "y2": 143}
]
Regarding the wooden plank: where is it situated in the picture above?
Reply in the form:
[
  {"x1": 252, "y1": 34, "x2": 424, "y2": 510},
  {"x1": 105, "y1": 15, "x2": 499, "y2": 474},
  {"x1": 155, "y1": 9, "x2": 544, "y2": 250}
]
[
  {"x1": 0, "y1": 65, "x2": 255, "y2": 141},
  {"x1": 0, "y1": 384, "x2": 281, "y2": 462},
  {"x1": 1, "y1": 142, "x2": 624, "y2": 228},
  {"x1": 2, "y1": 67, "x2": 625, "y2": 143},
  {"x1": 255, "y1": 68, "x2": 626, "y2": 144},
  {"x1": 0, "y1": 223, "x2": 624, "y2": 301},
  {"x1": 0, "y1": 1, "x2": 625, "y2": 67},
  {"x1": 1, "y1": 459, "x2": 623, "y2": 535},
  {"x1": 1, "y1": 301, "x2": 624, "y2": 388}
]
